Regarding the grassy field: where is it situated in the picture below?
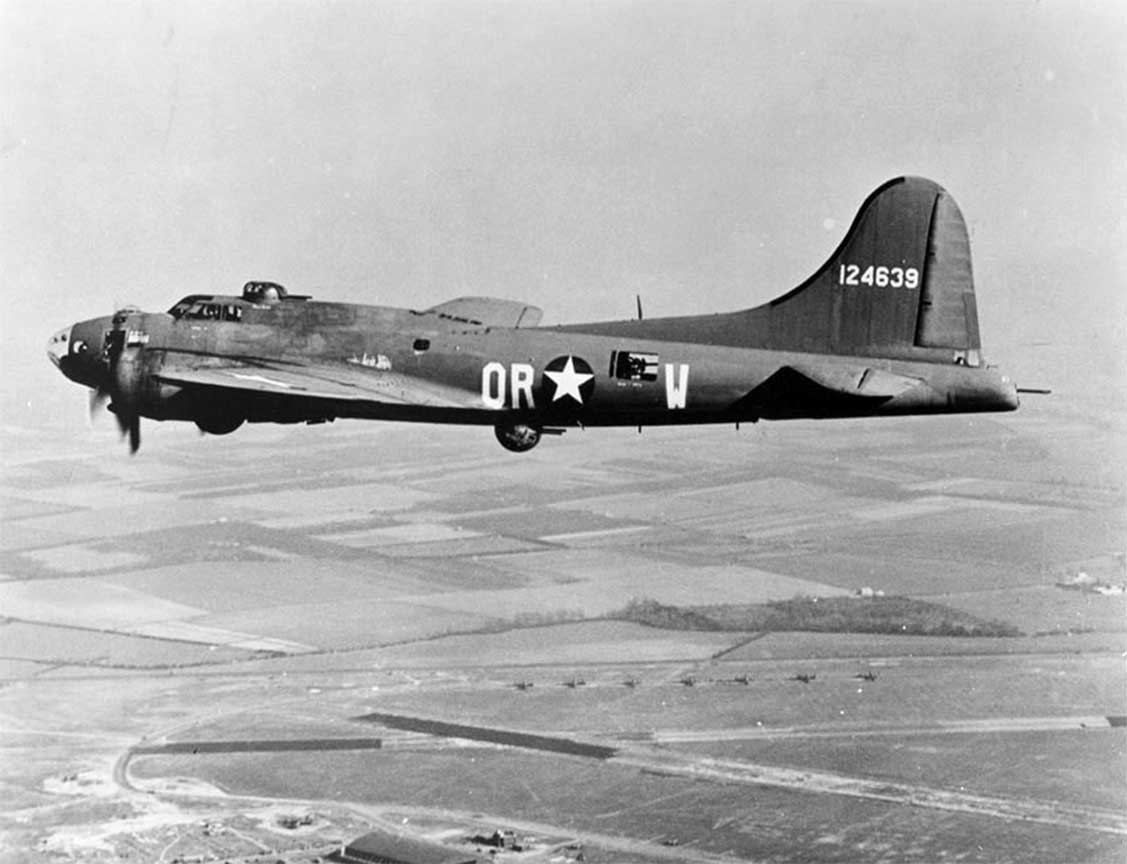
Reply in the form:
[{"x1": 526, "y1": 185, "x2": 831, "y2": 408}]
[
  {"x1": 677, "y1": 729, "x2": 1127, "y2": 810},
  {"x1": 3, "y1": 408, "x2": 1124, "y2": 863},
  {"x1": 129, "y1": 745, "x2": 1125, "y2": 863}
]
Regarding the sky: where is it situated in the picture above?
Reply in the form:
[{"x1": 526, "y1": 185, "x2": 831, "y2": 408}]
[{"x1": 2, "y1": 0, "x2": 1124, "y2": 438}]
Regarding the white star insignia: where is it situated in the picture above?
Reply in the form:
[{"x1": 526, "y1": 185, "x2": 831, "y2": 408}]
[{"x1": 544, "y1": 356, "x2": 594, "y2": 403}]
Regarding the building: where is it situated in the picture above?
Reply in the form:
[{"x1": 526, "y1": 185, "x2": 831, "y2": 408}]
[{"x1": 339, "y1": 831, "x2": 478, "y2": 864}]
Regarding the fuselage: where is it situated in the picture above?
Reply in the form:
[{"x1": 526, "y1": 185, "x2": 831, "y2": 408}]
[
  {"x1": 45, "y1": 178, "x2": 1026, "y2": 453},
  {"x1": 50, "y1": 291, "x2": 1019, "y2": 434}
]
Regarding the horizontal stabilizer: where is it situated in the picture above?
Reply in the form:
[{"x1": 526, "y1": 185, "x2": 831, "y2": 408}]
[
  {"x1": 791, "y1": 364, "x2": 922, "y2": 399},
  {"x1": 425, "y1": 297, "x2": 543, "y2": 329},
  {"x1": 735, "y1": 365, "x2": 922, "y2": 419}
]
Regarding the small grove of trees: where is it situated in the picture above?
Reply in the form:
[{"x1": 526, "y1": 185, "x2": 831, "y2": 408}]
[{"x1": 615, "y1": 596, "x2": 1020, "y2": 638}]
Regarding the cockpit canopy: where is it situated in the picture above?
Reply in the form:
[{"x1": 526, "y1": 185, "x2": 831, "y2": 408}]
[{"x1": 167, "y1": 281, "x2": 304, "y2": 322}]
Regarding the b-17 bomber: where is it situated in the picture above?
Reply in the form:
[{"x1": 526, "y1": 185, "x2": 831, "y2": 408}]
[
  {"x1": 48, "y1": 177, "x2": 1032, "y2": 453},
  {"x1": 856, "y1": 671, "x2": 879, "y2": 682}
]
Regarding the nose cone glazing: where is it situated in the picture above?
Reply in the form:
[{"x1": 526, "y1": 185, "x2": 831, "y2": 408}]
[
  {"x1": 47, "y1": 326, "x2": 72, "y2": 369},
  {"x1": 48, "y1": 320, "x2": 104, "y2": 388}
]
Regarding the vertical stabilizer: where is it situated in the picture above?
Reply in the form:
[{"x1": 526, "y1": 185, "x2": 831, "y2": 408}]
[{"x1": 742, "y1": 176, "x2": 983, "y2": 363}]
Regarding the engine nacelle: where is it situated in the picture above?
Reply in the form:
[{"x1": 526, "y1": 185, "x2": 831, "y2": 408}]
[{"x1": 108, "y1": 343, "x2": 168, "y2": 421}]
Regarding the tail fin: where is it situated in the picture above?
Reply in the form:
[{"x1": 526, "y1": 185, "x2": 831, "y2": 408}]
[{"x1": 748, "y1": 176, "x2": 982, "y2": 364}]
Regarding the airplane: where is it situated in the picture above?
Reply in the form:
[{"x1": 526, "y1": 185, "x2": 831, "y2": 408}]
[
  {"x1": 47, "y1": 177, "x2": 1032, "y2": 454},
  {"x1": 855, "y1": 671, "x2": 878, "y2": 682}
]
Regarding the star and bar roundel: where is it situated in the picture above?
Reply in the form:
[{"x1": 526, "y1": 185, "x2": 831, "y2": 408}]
[{"x1": 542, "y1": 355, "x2": 595, "y2": 405}]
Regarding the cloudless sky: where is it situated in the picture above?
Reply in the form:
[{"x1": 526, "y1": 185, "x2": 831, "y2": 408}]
[{"x1": 2, "y1": 0, "x2": 1124, "y2": 436}]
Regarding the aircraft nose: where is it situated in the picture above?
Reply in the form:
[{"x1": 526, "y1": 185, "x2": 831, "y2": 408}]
[
  {"x1": 48, "y1": 320, "x2": 103, "y2": 387},
  {"x1": 47, "y1": 326, "x2": 72, "y2": 369}
]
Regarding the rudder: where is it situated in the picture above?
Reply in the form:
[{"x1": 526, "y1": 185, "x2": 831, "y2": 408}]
[{"x1": 914, "y1": 189, "x2": 981, "y2": 355}]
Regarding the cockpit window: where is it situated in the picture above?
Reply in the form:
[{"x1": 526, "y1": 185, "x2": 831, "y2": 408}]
[
  {"x1": 168, "y1": 299, "x2": 194, "y2": 319},
  {"x1": 168, "y1": 298, "x2": 243, "y2": 322}
]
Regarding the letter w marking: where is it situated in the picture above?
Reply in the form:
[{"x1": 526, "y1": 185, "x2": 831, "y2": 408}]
[{"x1": 664, "y1": 363, "x2": 689, "y2": 409}]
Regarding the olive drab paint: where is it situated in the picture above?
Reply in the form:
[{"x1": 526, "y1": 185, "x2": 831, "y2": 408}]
[{"x1": 48, "y1": 177, "x2": 1023, "y2": 454}]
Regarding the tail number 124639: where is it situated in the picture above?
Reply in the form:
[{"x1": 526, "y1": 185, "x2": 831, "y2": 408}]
[{"x1": 838, "y1": 264, "x2": 919, "y2": 289}]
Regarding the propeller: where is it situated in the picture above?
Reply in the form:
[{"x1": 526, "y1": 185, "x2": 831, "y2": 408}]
[
  {"x1": 111, "y1": 343, "x2": 143, "y2": 453},
  {"x1": 87, "y1": 387, "x2": 108, "y2": 426},
  {"x1": 102, "y1": 308, "x2": 146, "y2": 454}
]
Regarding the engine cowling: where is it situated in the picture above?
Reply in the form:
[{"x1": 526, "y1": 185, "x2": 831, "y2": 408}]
[
  {"x1": 494, "y1": 423, "x2": 541, "y2": 452},
  {"x1": 102, "y1": 313, "x2": 163, "y2": 452}
]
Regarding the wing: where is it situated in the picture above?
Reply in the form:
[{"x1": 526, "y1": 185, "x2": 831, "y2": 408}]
[{"x1": 155, "y1": 360, "x2": 482, "y2": 410}]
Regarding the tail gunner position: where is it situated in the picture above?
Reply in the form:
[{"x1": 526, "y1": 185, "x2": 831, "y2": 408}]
[{"x1": 48, "y1": 177, "x2": 1030, "y2": 453}]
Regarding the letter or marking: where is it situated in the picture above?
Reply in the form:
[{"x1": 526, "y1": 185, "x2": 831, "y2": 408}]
[
  {"x1": 510, "y1": 362, "x2": 536, "y2": 409},
  {"x1": 347, "y1": 352, "x2": 392, "y2": 369},
  {"x1": 664, "y1": 363, "x2": 689, "y2": 409},
  {"x1": 837, "y1": 265, "x2": 919, "y2": 290},
  {"x1": 544, "y1": 356, "x2": 594, "y2": 404},
  {"x1": 232, "y1": 373, "x2": 293, "y2": 389},
  {"x1": 481, "y1": 361, "x2": 507, "y2": 409}
]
